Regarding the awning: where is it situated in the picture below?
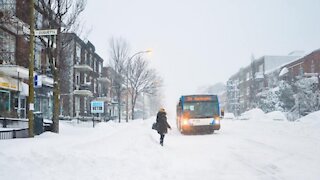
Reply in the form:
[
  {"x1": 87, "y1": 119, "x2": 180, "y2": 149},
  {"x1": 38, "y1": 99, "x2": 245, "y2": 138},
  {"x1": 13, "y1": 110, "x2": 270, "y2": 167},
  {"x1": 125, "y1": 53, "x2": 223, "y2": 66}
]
[
  {"x1": 0, "y1": 75, "x2": 29, "y2": 96},
  {"x1": 74, "y1": 64, "x2": 93, "y2": 72},
  {"x1": 0, "y1": 65, "x2": 29, "y2": 80},
  {"x1": 41, "y1": 75, "x2": 54, "y2": 87},
  {"x1": 97, "y1": 77, "x2": 111, "y2": 84},
  {"x1": 0, "y1": 75, "x2": 22, "y2": 91},
  {"x1": 73, "y1": 90, "x2": 93, "y2": 97},
  {"x1": 0, "y1": 65, "x2": 53, "y2": 87}
]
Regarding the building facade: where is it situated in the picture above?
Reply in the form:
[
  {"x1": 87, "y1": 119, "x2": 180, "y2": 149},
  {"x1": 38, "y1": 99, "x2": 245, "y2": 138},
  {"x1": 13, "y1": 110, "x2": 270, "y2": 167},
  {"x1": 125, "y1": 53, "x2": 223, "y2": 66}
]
[
  {"x1": 60, "y1": 33, "x2": 108, "y2": 119},
  {"x1": 0, "y1": 0, "x2": 54, "y2": 119},
  {"x1": 226, "y1": 54, "x2": 301, "y2": 114}
]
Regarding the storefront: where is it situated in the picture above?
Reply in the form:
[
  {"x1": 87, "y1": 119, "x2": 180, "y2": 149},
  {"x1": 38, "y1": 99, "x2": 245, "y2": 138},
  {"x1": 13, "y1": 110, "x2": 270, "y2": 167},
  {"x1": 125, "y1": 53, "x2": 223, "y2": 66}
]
[
  {"x1": 0, "y1": 65, "x2": 53, "y2": 119},
  {"x1": 0, "y1": 75, "x2": 26, "y2": 118}
]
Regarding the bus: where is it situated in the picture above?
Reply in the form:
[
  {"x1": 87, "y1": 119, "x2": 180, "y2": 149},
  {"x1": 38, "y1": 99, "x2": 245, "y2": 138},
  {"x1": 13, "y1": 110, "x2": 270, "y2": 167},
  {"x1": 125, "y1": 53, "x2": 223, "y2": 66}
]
[{"x1": 176, "y1": 94, "x2": 222, "y2": 134}]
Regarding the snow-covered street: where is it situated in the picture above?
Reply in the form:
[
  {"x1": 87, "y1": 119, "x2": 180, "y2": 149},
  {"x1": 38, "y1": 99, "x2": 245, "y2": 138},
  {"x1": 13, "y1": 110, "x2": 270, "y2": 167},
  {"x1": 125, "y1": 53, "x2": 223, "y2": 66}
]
[{"x1": 1, "y1": 111, "x2": 320, "y2": 180}]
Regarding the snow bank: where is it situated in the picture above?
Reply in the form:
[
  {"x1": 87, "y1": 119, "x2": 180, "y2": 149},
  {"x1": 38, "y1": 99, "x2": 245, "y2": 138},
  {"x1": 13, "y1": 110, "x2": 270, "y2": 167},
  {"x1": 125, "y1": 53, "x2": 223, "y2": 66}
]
[
  {"x1": 239, "y1": 108, "x2": 267, "y2": 120},
  {"x1": 266, "y1": 111, "x2": 287, "y2": 121},
  {"x1": 298, "y1": 110, "x2": 320, "y2": 125},
  {"x1": 239, "y1": 109, "x2": 289, "y2": 121}
]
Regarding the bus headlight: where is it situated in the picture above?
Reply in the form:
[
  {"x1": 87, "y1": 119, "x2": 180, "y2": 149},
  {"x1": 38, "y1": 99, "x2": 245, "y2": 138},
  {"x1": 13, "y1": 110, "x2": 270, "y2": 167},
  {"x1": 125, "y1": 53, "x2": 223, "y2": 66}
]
[{"x1": 182, "y1": 119, "x2": 189, "y2": 126}]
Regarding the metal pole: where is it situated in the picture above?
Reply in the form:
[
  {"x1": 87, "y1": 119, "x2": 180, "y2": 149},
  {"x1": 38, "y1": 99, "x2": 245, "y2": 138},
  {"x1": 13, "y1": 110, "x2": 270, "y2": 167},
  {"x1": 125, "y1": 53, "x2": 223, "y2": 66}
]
[
  {"x1": 142, "y1": 93, "x2": 145, "y2": 120},
  {"x1": 27, "y1": 0, "x2": 35, "y2": 137},
  {"x1": 126, "y1": 64, "x2": 129, "y2": 122}
]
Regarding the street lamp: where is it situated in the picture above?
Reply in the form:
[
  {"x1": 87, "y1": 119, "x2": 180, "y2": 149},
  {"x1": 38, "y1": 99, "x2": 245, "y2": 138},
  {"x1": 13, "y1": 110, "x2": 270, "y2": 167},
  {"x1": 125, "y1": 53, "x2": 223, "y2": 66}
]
[{"x1": 126, "y1": 49, "x2": 152, "y2": 122}]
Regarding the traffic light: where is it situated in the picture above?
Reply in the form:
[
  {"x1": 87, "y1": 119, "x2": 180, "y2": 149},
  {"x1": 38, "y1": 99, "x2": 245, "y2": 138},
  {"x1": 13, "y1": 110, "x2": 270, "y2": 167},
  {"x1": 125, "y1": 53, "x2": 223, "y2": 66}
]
[{"x1": 0, "y1": 11, "x2": 3, "y2": 19}]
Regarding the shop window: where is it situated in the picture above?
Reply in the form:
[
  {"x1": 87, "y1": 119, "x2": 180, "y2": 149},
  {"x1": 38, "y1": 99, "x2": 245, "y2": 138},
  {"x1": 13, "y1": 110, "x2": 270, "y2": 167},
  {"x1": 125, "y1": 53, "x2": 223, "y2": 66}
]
[
  {"x1": 0, "y1": 90, "x2": 11, "y2": 113},
  {"x1": 76, "y1": 44, "x2": 81, "y2": 64}
]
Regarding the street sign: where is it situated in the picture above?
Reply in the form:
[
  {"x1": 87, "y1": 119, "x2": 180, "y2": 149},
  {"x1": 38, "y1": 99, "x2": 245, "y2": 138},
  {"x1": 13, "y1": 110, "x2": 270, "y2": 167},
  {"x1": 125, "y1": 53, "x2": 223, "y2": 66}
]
[
  {"x1": 35, "y1": 29, "x2": 57, "y2": 36},
  {"x1": 91, "y1": 101, "x2": 104, "y2": 114},
  {"x1": 34, "y1": 75, "x2": 42, "y2": 88}
]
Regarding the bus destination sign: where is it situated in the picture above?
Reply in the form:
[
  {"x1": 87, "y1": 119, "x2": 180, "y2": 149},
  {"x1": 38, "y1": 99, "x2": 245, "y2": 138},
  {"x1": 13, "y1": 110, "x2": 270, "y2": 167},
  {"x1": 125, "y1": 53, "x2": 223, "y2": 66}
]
[{"x1": 185, "y1": 96, "x2": 213, "y2": 102}]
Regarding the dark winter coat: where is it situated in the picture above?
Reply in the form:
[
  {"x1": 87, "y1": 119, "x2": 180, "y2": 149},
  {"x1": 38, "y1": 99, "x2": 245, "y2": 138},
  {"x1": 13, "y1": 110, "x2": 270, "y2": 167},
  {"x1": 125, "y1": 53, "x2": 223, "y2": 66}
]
[{"x1": 156, "y1": 111, "x2": 171, "y2": 134}]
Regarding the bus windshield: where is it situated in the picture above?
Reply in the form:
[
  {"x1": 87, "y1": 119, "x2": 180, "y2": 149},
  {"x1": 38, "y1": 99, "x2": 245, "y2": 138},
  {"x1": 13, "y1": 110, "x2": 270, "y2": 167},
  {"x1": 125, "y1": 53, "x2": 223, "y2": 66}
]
[{"x1": 183, "y1": 101, "x2": 219, "y2": 118}]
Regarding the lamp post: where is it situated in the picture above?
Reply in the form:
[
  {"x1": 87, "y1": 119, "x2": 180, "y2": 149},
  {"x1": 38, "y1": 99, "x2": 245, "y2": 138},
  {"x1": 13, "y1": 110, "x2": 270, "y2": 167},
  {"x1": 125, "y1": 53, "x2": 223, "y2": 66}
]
[
  {"x1": 142, "y1": 92, "x2": 145, "y2": 120},
  {"x1": 126, "y1": 50, "x2": 151, "y2": 122}
]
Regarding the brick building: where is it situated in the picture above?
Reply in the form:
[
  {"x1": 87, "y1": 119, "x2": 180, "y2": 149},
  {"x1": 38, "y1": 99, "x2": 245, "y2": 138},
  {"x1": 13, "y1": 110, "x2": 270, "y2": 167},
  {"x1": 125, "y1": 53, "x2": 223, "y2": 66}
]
[
  {"x1": 0, "y1": 0, "x2": 54, "y2": 119},
  {"x1": 60, "y1": 33, "x2": 108, "y2": 119},
  {"x1": 227, "y1": 54, "x2": 301, "y2": 114}
]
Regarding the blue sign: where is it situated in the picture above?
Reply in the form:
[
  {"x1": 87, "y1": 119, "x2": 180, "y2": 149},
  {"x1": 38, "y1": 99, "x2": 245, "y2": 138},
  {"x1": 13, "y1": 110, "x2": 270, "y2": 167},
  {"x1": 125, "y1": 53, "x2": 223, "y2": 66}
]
[
  {"x1": 34, "y1": 75, "x2": 42, "y2": 88},
  {"x1": 91, "y1": 101, "x2": 104, "y2": 113}
]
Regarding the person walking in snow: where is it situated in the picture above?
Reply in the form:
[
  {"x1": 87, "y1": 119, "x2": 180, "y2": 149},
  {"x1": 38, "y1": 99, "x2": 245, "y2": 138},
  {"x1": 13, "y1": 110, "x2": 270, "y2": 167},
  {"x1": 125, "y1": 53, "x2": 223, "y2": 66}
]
[{"x1": 156, "y1": 108, "x2": 171, "y2": 146}]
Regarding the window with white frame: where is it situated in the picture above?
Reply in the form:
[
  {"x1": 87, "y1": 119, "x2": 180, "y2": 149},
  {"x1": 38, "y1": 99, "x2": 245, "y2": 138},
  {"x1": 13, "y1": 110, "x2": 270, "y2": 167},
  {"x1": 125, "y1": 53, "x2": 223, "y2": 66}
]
[
  {"x1": 99, "y1": 62, "x2": 102, "y2": 74},
  {"x1": 84, "y1": 97, "x2": 87, "y2": 113},
  {"x1": 299, "y1": 64, "x2": 304, "y2": 76},
  {"x1": 88, "y1": 53, "x2": 92, "y2": 66},
  {"x1": 75, "y1": 97, "x2": 80, "y2": 112},
  {"x1": 246, "y1": 72, "x2": 250, "y2": 81},
  {"x1": 76, "y1": 72, "x2": 80, "y2": 87},
  {"x1": 84, "y1": 73, "x2": 87, "y2": 83},
  {"x1": 84, "y1": 51, "x2": 87, "y2": 65},
  {"x1": 259, "y1": 64, "x2": 263, "y2": 72},
  {"x1": 76, "y1": 44, "x2": 81, "y2": 64},
  {"x1": 311, "y1": 60, "x2": 315, "y2": 73}
]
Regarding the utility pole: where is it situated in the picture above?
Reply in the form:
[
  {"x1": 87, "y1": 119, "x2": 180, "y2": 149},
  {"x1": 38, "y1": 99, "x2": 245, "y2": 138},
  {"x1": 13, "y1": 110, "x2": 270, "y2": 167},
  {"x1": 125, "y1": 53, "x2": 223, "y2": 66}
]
[
  {"x1": 52, "y1": 0, "x2": 61, "y2": 133},
  {"x1": 28, "y1": 0, "x2": 35, "y2": 137}
]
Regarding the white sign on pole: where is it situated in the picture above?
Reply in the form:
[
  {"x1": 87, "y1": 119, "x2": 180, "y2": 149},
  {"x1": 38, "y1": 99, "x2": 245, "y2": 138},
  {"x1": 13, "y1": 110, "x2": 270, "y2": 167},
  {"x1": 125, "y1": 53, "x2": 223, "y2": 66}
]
[
  {"x1": 29, "y1": 103, "x2": 34, "y2": 111},
  {"x1": 35, "y1": 29, "x2": 57, "y2": 36},
  {"x1": 91, "y1": 101, "x2": 104, "y2": 114}
]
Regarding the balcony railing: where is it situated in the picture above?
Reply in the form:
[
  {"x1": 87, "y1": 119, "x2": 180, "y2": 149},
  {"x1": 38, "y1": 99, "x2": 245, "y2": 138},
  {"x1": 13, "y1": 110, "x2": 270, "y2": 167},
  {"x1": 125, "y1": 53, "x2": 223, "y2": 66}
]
[{"x1": 74, "y1": 63, "x2": 93, "y2": 72}]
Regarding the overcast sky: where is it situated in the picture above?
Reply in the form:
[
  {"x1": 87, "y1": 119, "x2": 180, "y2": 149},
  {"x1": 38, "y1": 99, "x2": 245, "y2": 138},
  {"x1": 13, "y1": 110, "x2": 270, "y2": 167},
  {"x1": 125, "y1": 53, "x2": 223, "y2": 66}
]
[{"x1": 82, "y1": 0, "x2": 320, "y2": 114}]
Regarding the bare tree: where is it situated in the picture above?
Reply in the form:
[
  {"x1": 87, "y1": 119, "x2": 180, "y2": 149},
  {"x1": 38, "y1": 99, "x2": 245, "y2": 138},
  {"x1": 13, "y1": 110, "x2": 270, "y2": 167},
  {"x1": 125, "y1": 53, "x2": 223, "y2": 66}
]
[
  {"x1": 0, "y1": 1, "x2": 17, "y2": 64},
  {"x1": 108, "y1": 37, "x2": 130, "y2": 123},
  {"x1": 36, "y1": 0, "x2": 86, "y2": 132},
  {"x1": 128, "y1": 56, "x2": 160, "y2": 120}
]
